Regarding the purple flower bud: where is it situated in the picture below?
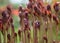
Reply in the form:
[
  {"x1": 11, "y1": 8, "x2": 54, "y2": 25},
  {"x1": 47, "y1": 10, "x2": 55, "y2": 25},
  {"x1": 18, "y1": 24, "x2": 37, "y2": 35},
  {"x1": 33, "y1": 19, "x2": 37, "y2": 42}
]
[
  {"x1": 43, "y1": 35, "x2": 48, "y2": 43},
  {"x1": 2, "y1": 11, "x2": 7, "y2": 18},
  {"x1": 27, "y1": 3, "x2": 33, "y2": 9},
  {"x1": 34, "y1": 20, "x2": 40, "y2": 29},
  {"x1": 2, "y1": 11, "x2": 8, "y2": 24},
  {"x1": 24, "y1": 11, "x2": 28, "y2": 19},
  {"x1": 47, "y1": 4, "x2": 51, "y2": 11},
  {"x1": 53, "y1": 3, "x2": 59, "y2": 12}
]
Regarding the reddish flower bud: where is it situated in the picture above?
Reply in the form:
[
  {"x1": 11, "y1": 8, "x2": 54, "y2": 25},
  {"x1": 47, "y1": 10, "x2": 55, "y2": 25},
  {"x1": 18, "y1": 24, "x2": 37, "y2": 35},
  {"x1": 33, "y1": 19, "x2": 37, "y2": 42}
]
[
  {"x1": 24, "y1": 11, "x2": 29, "y2": 19},
  {"x1": 18, "y1": 30, "x2": 21, "y2": 37},
  {"x1": 7, "y1": 34, "x2": 11, "y2": 40},
  {"x1": 29, "y1": 0, "x2": 33, "y2": 2},
  {"x1": 43, "y1": 35, "x2": 47, "y2": 43},
  {"x1": 47, "y1": 4, "x2": 51, "y2": 11},
  {"x1": 10, "y1": 17, "x2": 13, "y2": 23},
  {"x1": 2, "y1": 11, "x2": 8, "y2": 24},
  {"x1": 53, "y1": 15, "x2": 59, "y2": 25},
  {"x1": 34, "y1": 20, "x2": 40, "y2": 29},
  {"x1": 34, "y1": 6, "x2": 41, "y2": 15},
  {"x1": 6, "y1": 5, "x2": 12, "y2": 15},
  {"x1": 2, "y1": 11, "x2": 7, "y2": 18},
  {"x1": 53, "y1": 40, "x2": 56, "y2": 43},
  {"x1": 27, "y1": 32, "x2": 30, "y2": 39},
  {"x1": 19, "y1": 6, "x2": 23, "y2": 12},
  {"x1": 27, "y1": 2, "x2": 33, "y2": 9},
  {"x1": 14, "y1": 32, "x2": 17, "y2": 37}
]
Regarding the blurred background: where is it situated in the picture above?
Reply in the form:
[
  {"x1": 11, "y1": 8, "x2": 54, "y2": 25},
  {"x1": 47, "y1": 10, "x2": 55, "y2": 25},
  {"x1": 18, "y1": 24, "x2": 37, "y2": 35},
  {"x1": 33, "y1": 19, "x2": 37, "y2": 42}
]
[
  {"x1": 0, "y1": 0, "x2": 60, "y2": 32},
  {"x1": 0, "y1": 0, "x2": 60, "y2": 31},
  {"x1": 0, "y1": 0, "x2": 60, "y2": 43}
]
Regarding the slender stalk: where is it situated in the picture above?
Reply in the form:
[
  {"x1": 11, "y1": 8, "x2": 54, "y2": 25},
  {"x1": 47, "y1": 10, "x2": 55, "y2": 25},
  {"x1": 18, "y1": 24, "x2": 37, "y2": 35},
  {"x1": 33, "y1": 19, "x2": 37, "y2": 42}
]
[{"x1": 0, "y1": 31, "x2": 2, "y2": 43}]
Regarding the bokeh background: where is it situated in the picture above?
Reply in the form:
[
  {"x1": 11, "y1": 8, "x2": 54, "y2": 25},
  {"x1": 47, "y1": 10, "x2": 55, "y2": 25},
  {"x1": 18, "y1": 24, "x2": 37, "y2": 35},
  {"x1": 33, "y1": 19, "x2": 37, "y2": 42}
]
[{"x1": 0, "y1": 0, "x2": 60, "y2": 43}]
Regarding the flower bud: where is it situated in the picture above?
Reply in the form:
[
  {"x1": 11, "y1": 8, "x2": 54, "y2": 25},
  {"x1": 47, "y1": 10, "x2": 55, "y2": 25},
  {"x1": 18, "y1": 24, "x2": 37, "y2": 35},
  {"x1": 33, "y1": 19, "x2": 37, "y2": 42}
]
[
  {"x1": 47, "y1": 4, "x2": 51, "y2": 11},
  {"x1": 27, "y1": 3, "x2": 33, "y2": 9},
  {"x1": 53, "y1": 3, "x2": 59, "y2": 12},
  {"x1": 43, "y1": 35, "x2": 47, "y2": 43},
  {"x1": 53, "y1": 15, "x2": 59, "y2": 25},
  {"x1": 7, "y1": 5, "x2": 12, "y2": 15},
  {"x1": 10, "y1": 17, "x2": 13, "y2": 23},
  {"x1": 19, "y1": 6, "x2": 23, "y2": 12},
  {"x1": 7, "y1": 34, "x2": 11, "y2": 40},
  {"x1": 34, "y1": 20, "x2": 40, "y2": 29},
  {"x1": 34, "y1": 6, "x2": 41, "y2": 15},
  {"x1": 53, "y1": 40, "x2": 56, "y2": 43},
  {"x1": 14, "y1": 32, "x2": 17, "y2": 37},
  {"x1": 18, "y1": 30, "x2": 21, "y2": 37}
]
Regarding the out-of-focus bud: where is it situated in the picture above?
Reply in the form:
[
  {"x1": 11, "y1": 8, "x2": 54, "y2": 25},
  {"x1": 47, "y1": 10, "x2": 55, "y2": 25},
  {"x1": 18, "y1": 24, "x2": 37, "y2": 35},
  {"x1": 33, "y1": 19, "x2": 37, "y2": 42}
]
[
  {"x1": 34, "y1": 20, "x2": 40, "y2": 29},
  {"x1": 14, "y1": 32, "x2": 17, "y2": 37},
  {"x1": 24, "y1": 18, "x2": 30, "y2": 31},
  {"x1": 53, "y1": 40, "x2": 56, "y2": 43},
  {"x1": 27, "y1": 3, "x2": 33, "y2": 9},
  {"x1": 53, "y1": 15, "x2": 59, "y2": 25},
  {"x1": 43, "y1": 35, "x2": 47, "y2": 43},
  {"x1": 29, "y1": 0, "x2": 33, "y2": 2},
  {"x1": 53, "y1": 2, "x2": 60, "y2": 12},
  {"x1": 27, "y1": 32, "x2": 30, "y2": 39},
  {"x1": 7, "y1": 5, "x2": 12, "y2": 14},
  {"x1": 18, "y1": 30, "x2": 21, "y2": 37},
  {"x1": 10, "y1": 17, "x2": 13, "y2": 23},
  {"x1": 7, "y1": 34, "x2": 11, "y2": 40},
  {"x1": 47, "y1": 4, "x2": 51, "y2": 11},
  {"x1": 2, "y1": 11, "x2": 8, "y2": 24},
  {"x1": 19, "y1": 6, "x2": 23, "y2": 12},
  {"x1": 34, "y1": 6, "x2": 41, "y2": 15},
  {"x1": 23, "y1": 11, "x2": 28, "y2": 19}
]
